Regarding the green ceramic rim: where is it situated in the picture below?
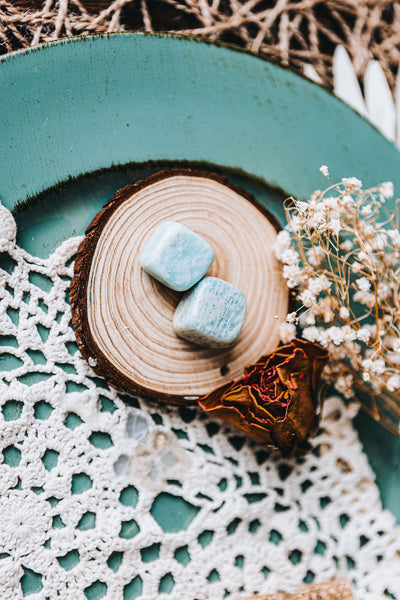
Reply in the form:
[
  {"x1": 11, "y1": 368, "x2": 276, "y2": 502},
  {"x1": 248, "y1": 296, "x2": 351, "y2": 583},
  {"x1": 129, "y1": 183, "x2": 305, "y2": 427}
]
[{"x1": 1, "y1": 32, "x2": 400, "y2": 213}]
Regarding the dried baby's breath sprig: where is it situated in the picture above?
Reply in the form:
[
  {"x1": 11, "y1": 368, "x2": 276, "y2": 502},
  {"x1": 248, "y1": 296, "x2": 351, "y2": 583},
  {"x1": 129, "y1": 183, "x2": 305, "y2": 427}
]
[{"x1": 275, "y1": 170, "x2": 400, "y2": 434}]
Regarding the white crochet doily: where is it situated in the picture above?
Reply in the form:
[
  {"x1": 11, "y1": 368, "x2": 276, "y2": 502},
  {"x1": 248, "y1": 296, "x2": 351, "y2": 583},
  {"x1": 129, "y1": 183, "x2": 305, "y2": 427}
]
[{"x1": 0, "y1": 202, "x2": 400, "y2": 600}]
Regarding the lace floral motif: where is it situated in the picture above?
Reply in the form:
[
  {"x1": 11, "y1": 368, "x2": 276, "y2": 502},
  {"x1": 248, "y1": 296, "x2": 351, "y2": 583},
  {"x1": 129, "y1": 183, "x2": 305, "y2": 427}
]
[{"x1": 0, "y1": 204, "x2": 399, "y2": 599}]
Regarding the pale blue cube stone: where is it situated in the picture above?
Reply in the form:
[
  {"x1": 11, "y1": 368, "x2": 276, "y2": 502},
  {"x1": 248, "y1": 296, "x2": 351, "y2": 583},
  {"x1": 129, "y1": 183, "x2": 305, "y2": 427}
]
[
  {"x1": 140, "y1": 222, "x2": 215, "y2": 292},
  {"x1": 173, "y1": 277, "x2": 247, "y2": 348}
]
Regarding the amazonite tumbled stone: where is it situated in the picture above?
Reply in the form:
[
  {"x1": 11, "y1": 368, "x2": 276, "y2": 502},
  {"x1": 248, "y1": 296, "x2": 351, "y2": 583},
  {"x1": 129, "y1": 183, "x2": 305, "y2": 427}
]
[
  {"x1": 140, "y1": 222, "x2": 215, "y2": 292},
  {"x1": 173, "y1": 277, "x2": 247, "y2": 348}
]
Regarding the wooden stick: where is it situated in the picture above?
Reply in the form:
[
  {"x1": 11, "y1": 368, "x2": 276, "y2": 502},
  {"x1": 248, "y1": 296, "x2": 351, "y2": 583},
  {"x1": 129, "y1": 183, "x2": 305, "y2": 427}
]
[{"x1": 243, "y1": 580, "x2": 353, "y2": 600}]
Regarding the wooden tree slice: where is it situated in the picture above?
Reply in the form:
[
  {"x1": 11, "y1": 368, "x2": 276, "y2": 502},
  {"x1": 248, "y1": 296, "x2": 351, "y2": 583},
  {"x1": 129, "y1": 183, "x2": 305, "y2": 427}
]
[{"x1": 70, "y1": 169, "x2": 289, "y2": 404}]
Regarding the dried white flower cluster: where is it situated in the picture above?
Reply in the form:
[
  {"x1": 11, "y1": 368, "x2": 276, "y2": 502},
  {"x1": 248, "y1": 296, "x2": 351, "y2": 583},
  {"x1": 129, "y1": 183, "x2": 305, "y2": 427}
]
[{"x1": 275, "y1": 169, "x2": 400, "y2": 429}]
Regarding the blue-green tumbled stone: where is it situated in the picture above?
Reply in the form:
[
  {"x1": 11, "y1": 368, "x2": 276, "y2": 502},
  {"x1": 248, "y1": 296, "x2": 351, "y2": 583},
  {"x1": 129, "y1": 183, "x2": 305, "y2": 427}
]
[
  {"x1": 140, "y1": 222, "x2": 215, "y2": 292},
  {"x1": 173, "y1": 277, "x2": 247, "y2": 348}
]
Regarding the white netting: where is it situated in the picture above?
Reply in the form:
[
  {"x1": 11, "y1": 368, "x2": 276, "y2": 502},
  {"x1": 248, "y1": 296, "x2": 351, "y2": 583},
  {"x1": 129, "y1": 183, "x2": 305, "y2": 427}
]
[{"x1": 0, "y1": 202, "x2": 399, "y2": 600}]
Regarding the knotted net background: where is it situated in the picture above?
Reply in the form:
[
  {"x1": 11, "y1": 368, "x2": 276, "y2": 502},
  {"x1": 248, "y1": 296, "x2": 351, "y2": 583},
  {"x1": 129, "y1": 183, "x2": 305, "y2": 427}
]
[{"x1": 1, "y1": 0, "x2": 400, "y2": 92}]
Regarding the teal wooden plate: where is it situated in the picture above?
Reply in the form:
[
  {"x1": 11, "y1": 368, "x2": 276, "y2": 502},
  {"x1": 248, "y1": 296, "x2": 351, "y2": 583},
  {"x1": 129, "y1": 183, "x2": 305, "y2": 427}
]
[{"x1": 0, "y1": 33, "x2": 399, "y2": 521}]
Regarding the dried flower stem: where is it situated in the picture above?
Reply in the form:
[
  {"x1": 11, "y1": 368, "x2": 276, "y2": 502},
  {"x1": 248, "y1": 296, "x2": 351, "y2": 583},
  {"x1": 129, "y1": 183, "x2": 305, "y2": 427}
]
[{"x1": 275, "y1": 172, "x2": 400, "y2": 435}]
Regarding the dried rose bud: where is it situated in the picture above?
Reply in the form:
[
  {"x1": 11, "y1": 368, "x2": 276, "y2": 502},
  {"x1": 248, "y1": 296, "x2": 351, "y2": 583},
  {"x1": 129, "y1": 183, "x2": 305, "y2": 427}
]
[{"x1": 199, "y1": 339, "x2": 329, "y2": 454}]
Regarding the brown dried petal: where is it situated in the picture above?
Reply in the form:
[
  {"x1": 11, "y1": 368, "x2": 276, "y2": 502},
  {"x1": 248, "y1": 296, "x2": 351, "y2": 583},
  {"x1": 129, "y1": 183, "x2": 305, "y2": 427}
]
[{"x1": 199, "y1": 339, "x2": 329, "y2": 454}]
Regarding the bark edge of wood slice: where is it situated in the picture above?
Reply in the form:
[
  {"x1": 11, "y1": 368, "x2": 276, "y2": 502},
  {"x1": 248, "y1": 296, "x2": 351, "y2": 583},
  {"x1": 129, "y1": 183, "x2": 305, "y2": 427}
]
[{"x1": 70, "y1": 168, "x2": 289, "y2": 404}]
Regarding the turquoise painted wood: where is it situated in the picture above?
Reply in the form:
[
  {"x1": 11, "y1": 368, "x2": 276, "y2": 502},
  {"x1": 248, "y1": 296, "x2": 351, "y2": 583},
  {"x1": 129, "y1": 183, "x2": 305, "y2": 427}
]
[
  {"x1": 2, "y1": 33, "x2": 400, "y2": 208},
  {"x1": 0, "y1": 34, "x2": 400, "y2": 527}
]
